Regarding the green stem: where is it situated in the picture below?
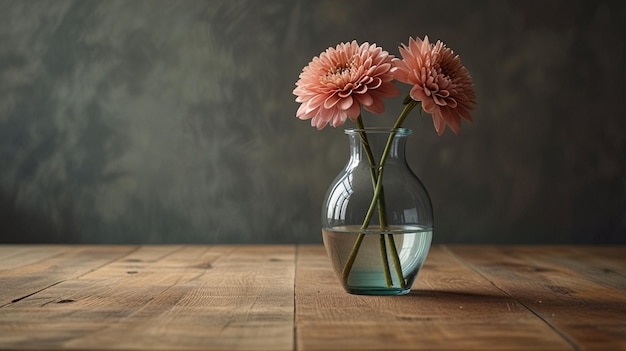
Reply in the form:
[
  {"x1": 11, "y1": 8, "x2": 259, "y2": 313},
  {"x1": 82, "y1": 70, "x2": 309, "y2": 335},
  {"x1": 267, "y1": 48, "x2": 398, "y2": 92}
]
[
  {"x1": 387, "y1": 234, "x2": 404, "y2": 288},
  {"x1": 380, "y1": 99, "x2": 419, "y2": 288},
  {"x1": 379, "y1": 233, "x2": 392, "y2": 285},
  {"x1": 354, "y1": 117, "x2": 384, "y2": 226},
  {"x1": 341, "y1": 116, "x2": 392, "y2": 286},
  {"x1": 357, "y1": 117, "x2": 393, "y2": 286},
  {"x1": 341, "y1": 100, "x2": 420, "y2": 288}
]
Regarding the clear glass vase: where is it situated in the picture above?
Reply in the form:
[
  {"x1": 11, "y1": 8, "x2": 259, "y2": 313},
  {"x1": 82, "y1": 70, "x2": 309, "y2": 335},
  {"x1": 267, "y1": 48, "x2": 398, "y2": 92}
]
[{"x1": 322, "y1": 128, "x2": 433, "y2": 295}]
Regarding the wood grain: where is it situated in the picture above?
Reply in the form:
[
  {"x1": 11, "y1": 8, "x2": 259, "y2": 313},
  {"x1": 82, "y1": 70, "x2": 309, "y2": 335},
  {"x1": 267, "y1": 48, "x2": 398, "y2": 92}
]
[
  {"x1": 0, "y1": 245, "x2": 295, "y2": 351},
  {"x1": 295, "y1": 245, "x2": 572, "y2": 350},
  {"x1": 1, "y1": 245, "x2": 624, "y2": 351},
  {"x1": 447, "y1": 245, "x2": 626, "y2": 351},
  {"x1": 0, "y1": 245, "x2": 137, "y2": 306}
]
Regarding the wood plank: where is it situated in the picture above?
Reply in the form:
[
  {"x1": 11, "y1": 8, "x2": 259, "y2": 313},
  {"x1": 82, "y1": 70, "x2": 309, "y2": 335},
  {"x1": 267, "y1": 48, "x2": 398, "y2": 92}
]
[
  {"x1": 0, "y1": 245, "x2": 138, "y2": 306},
  {"x1": 295, "y1": 245, "x2": 572, "y2": 350},
  {"x1": 0, "y1": 245, "x2": 69, "y2": 270},
  {"x1": 541, "y1": 246, "x2": 626, "y2": 291},
  {"x1": 0, "y1": 245, "x2": 296, "y2": 351},
  {"x1": 447, "y1": 245, "x2": 626, "y2": 351}
]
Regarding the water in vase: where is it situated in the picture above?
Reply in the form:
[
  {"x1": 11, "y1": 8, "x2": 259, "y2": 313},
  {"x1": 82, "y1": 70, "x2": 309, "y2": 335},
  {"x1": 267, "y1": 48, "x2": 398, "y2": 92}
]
[{"x1": 322, "y1": 225, "x2": 432, "y2": 295}]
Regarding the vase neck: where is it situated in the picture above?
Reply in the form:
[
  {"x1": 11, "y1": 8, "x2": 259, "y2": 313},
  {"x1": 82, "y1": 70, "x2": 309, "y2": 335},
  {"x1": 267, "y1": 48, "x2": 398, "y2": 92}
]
[{"x1": 345, "y1": 128, "x2": 410, "y2": 166}]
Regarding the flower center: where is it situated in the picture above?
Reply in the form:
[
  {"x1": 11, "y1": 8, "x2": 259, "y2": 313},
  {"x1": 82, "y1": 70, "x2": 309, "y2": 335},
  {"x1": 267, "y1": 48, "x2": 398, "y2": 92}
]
[
  {"x1": 329, "y1": 62, "x2": 351, "y2": 75},
  {"x1": 326, "y1": 59, "x2": 355, "y2": 80}
]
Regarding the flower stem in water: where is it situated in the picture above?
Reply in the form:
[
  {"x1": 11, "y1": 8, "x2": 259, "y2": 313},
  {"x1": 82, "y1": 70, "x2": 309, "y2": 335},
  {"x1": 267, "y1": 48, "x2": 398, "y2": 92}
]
[{"x1": 387, "y1": 234, "x2": 406, "y2": 289}]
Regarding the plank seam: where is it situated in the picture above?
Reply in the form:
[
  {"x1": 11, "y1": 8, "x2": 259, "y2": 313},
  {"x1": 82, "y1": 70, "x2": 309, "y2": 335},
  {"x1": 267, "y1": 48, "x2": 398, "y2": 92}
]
[
  {"x1": 1, "y1": 246, "x2": 143, "y2": 309},
  {"x1": 5, "y1": 280, "x2": 64, "y2": 306},
  {"x1": 441, "y1": 245, "x2": 581, "y2": 351}
]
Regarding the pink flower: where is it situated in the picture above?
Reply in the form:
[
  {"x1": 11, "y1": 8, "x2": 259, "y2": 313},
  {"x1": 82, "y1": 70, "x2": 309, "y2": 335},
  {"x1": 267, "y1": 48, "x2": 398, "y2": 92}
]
[
  {"x1": 293, "y1": 41, "x2": 400, "y2": 129},
  {"x1": 394, "y1": 36, "x2": 476, "y2": 135}
]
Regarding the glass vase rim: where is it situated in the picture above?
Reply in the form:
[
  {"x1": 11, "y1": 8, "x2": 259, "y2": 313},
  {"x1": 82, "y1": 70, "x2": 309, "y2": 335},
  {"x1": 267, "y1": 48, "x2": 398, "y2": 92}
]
[{"x1": 344, "y1": 127, "x2": 412, "y2": 135}]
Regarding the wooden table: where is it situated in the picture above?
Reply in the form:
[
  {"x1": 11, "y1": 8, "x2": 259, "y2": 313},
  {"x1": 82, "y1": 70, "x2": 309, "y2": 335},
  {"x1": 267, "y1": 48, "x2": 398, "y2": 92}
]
[{"x1": 0, "y1": 245, "x2": 624, "y2": 350}]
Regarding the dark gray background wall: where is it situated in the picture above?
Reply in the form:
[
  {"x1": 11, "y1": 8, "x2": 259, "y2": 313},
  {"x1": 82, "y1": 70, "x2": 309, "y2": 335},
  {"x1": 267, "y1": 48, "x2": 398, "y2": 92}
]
[{"x1": 1, "y1": 0, "x2": 624, "y2": 244}]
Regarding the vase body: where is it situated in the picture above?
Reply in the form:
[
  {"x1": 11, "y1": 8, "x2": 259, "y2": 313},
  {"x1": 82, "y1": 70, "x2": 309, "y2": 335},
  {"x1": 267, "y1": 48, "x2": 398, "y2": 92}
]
[{"x1": 322, "y1": 128, "x2": 433, "y2": 295}]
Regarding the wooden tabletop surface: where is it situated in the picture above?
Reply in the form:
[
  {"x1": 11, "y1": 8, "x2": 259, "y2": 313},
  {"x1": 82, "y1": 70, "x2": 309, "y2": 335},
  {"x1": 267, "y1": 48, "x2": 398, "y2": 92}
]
[{"x1": 0, "y1": 245, "x2": 624, "y2": 350}]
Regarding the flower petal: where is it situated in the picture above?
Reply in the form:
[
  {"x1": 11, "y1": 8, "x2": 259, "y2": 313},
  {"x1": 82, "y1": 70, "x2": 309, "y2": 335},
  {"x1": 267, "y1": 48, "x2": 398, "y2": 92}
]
[
  {"x1": 323, "y1": 94, "x2": 341, "y2": 109},
  {"x1": 293, "y1": 40, "x2": 399, "y2": 129},
  {"x1": 338, "y1": 95, "x2": 354, "y2": 111},
  {"x1": 432, "y1": 112, "x2": 446, "y2": 136},
  {"x1": 364, "y1": 95, "x2": 385, "y2": 114},
  {"x1": 356, "y1": 93, "x2": 374, "y2": 107},
  {"x1": 396, "y1": 35, "x2": 476, "y2": 135}
]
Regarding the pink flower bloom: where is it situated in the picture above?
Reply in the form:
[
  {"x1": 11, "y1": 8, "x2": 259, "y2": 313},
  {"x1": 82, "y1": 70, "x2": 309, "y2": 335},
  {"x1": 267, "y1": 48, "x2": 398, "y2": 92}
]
[
  {"x1": 293, "y1": 41, "x2": 400, "y2": 129},
  {"x1": 394, "y1": 36, "x2": 476, "y2": 135}
]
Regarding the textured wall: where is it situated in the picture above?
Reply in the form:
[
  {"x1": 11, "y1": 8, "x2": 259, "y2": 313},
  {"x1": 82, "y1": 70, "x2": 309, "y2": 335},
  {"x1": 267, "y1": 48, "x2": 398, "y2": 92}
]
[{"x1": 1, "y1": 0, "x2": 624, "y2": 244}]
